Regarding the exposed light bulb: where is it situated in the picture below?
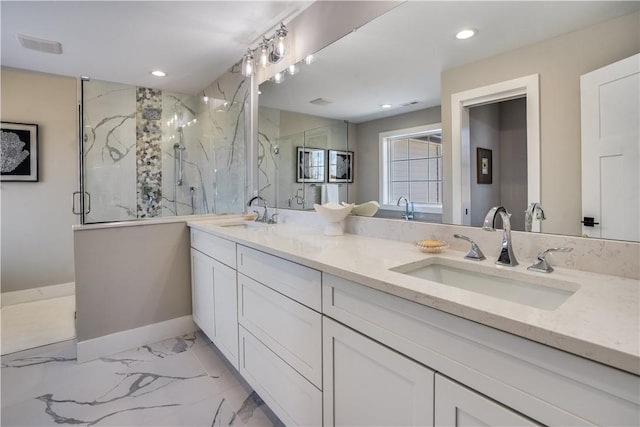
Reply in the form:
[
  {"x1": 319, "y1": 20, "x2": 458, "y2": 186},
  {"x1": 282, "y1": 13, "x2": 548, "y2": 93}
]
[
  {"x1": 275, "y1": 24, "x2": 288, "y2": 58},
  {"x1": 203, "y1": 95, "x2": 209, "y2": 104},
  {"x1": 241, "y1": 50, "x2": 254, "y2": 77},
  {"x1": 304, "y1": 55, "x2": 315, "y2": 65},
  {"x1": 259, "y1": 39, "x2": 269, "y2": 68},
  {"x1": 288, "y1": 64, "x2": 298, "y2": 75},
  {"x1": 273, "y1": 72, "x2": 285, "y2": 84}
]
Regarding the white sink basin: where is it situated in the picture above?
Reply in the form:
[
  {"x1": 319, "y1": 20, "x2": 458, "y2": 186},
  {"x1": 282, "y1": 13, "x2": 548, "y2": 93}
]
[{"x1": 390, "y1": 258, "x2": 578, "y2": 310}]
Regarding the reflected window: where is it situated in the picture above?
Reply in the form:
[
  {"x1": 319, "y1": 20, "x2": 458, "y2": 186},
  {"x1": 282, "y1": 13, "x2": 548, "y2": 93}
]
[{"x1": 380, "y1": 125, "x2": 442, "y2": 213}]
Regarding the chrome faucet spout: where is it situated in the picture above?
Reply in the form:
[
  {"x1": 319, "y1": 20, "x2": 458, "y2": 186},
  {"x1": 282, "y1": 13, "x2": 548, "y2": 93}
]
[
  {"x1": 396, "y1": 196, "x2": 414, "y2": 220},
  {"x1": 247, "y1": 196, "x2": 269, "y2": 222},
  {"x1": 483, "y1": 206, "x2": 518, "y2": 266}
]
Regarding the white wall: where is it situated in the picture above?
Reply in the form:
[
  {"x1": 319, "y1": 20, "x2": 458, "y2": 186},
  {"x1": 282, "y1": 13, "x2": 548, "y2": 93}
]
[{"x1": 1, "y1": 69, "x2": 78, "y2": 293}]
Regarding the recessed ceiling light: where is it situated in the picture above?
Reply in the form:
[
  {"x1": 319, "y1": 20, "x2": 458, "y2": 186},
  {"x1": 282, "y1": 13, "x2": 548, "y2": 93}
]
[
  {"x1": 380, "y1": 104, "x2": 392, "y2": 109},
  {"x1": 456, "y1": 29, "x2": 477, "y2": 40},
  {"x1": 151, "y1": 70, "x2": 167, "y2": 77}
]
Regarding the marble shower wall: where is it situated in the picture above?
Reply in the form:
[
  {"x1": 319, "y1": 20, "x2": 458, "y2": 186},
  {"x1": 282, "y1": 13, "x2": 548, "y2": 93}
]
[
  {"x1": 198, "y1": 66, "x2": 249, "y2": 215},
  {"x1": 256, "y1": 107, "x2": 349, "y2": 210},
  {"x1": 82, "y1": 73, "x2": 248, "y2": 223}
]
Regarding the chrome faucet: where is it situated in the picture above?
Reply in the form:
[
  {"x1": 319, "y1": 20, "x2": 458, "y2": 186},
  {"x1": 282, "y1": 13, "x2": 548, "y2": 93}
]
[
  {"x1": 247, "y1": 196, "x2": 269, "y2": 223},
  {"x1": 396, "y1": 196, "x2": 414, "y2": 220},
  {"x1": 525, "y1": 202, "x2": 546, "y2": 232},
  {"x1": 482, "y1": 206, "x2": 518, "y2": 266}
]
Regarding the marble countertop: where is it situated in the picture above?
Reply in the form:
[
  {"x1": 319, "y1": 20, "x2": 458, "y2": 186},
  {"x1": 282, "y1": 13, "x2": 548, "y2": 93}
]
[{"x1": 187, "y1": 218, "x2": 640, "y2": 375}]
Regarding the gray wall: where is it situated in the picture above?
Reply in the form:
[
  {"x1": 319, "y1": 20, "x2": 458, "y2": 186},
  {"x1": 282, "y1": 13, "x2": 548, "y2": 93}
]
[
  {"x1": 470, "y1": 103, "x2": 501, "y2": 227},
  {"x1": 74, "y1": 221, "x2": 191, "y2": 342},
  {"x1": 353, "y1": 106, "x2": 441, "y2": 204},
  {"x1": 441, "y1": 11, "x2": 640, "y2": 235},
  {"x1": 1, "y1": 69, "x2": 78, "y2": 293},
  {"x1": 499, "y1": 99, "x2": 528, "y2": 230}
]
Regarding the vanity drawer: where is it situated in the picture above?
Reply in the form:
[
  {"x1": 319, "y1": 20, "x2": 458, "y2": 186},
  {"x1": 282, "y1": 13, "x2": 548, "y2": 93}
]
[
  {"x1": 323, "y1": 273, "x2": 637, "y2": 427},
  {"x1": 237, "y1": 245, "x2": 321, "y2": 311},
  {"x1": 238, "y1": 273, "x2": 322, "y2": 388},
  {"x1": 239, "y1": 326, "x2": 322, "y2": 427},
  {"x1": 191, "y1": 229, "x2": 236, "y2": 268}
]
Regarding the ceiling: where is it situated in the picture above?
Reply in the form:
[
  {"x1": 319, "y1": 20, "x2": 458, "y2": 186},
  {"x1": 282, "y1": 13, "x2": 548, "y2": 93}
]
[
  {"x1": 0, "y1": 1, "x2": 311, "y2": 94},
  {"x1": 258, "y1": 1, "x2": 639, "y2": 123}
]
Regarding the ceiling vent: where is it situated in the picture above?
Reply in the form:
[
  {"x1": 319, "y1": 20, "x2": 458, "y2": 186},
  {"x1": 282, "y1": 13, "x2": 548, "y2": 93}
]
[
  {"x1": 401, "y1": 101, "x2": 419, "y2": 107},
  {"x1": 309, "y1": 97, "x2": 332, "y2": 106},
  {"x1": 18, "y1": 34, "x2": 63, "y2": 54}
]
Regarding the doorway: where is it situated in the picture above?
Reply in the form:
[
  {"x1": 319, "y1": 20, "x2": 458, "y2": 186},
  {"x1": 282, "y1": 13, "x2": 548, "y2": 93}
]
[{"x1": 451, "y1": 74, "x2": 540, "y2": 230}]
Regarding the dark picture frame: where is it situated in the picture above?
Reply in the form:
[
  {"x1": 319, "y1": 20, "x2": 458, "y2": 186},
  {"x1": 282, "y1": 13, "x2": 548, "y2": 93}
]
[
  {"x1": 1, "y1": 122, "x2": 39, "y2": 182},
  {"x1": 296, "y1": 147, "x2": 326, "y2": 183},
  {"x1": 476, "y1": 147, "x2": 492, "y2": 184},
  {"x1": 328, "y1": 149, "x2": 353, "y2": 183}
]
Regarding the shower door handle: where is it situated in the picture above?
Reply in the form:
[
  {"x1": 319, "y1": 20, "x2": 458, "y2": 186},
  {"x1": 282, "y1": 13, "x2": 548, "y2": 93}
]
[{"x1": 72, "y1": 191, "x2": 91, "y2": 215}]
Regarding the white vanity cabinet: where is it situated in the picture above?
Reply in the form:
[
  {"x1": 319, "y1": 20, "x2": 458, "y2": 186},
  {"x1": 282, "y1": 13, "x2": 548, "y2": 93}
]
[
  {"x1": 323, "y1": 317, "x2": 434, "y2": 427},
  {"x1": 434, "y1": 375, "x2": 540, "y2": 426},
  {"x1": 236, "y1": 244, "x2": 323, "y2": 426},
  {"x1": 322, "y1": 272, "x2": 639, "y2": 427},
  {"x1": 190, "y1": 230, "x2": 238, "y2": 369}
]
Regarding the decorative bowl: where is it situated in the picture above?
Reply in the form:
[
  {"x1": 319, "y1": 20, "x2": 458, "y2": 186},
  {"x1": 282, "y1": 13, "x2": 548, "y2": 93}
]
[
  {"x1": 346, "y1": 201, "x2": 380, "y2": 217},
  {"x1": 415, "y1": 240, "x2": 449, "y2": 254},
  {"x1": 314, "y1": 202, "x2": 354, "y2": 236}
]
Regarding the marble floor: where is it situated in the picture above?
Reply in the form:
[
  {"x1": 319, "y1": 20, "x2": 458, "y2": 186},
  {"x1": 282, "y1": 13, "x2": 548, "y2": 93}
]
[
  {"x1": 1, "y1": 332, "x2": 282, "y2": 427},
  {"x1": 1, "y1": 294, "x2": 76, "y2": 355}
]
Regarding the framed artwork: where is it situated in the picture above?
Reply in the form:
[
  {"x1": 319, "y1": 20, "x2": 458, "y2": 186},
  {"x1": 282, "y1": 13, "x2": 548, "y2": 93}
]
[
  {"x1": 476, "y1": 147, "x2": 492, "y2": 184},
  {"x1": 1, "y1": 122, "x2": 39, "y2": 182},
  {"x1": 296, "y1": 147, "x2": 325, "y2": 183},
  {"x1": 328, "y1": 150, "x2": 353, "y2": 183}
]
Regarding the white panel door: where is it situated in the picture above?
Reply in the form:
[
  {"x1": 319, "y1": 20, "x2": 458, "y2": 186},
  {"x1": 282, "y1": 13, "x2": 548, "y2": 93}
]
[
  {"x1": 435, "y1": 375, "x2": 541, "y2": 427},
  {"x1": 581, "y1": 54, "x2": 640, "y2": 241},
  {"x1": 190, "y1": 248, "x2": 215, "y2": 339},
  {"x1": 323, "y1": 317, "x2": 434, "y2": 427}
]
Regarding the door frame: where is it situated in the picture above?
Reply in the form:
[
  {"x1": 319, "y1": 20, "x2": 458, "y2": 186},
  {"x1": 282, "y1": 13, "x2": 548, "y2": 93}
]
[{"x1": 451, "y1": 74, "x2": 540, "y2": 229}]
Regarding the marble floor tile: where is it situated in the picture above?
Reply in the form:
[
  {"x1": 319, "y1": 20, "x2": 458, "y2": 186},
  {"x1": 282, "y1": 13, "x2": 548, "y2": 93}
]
[
  {"x1": 1, "y1": 332, "x2": 282, "y2": 426},
  {"x1": 1, "y1": 295, "x2": 76, "y2": 355}
]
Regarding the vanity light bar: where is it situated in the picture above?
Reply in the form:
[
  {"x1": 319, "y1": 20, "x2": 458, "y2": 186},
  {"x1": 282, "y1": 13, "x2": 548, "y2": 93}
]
[{"x1": 242, "y1": 23, "x2": 289, "y2": 77}]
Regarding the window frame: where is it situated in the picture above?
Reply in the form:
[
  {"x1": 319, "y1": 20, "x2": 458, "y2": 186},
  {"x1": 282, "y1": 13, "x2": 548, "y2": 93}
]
[{"x1": 378, "y1": 123, "x2": 443, "y2": 214}]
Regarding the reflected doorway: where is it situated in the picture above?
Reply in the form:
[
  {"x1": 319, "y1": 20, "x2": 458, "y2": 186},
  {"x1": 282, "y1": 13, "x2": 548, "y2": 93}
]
[{"x1": 451, "y1": 74, "x2": 541, "y2": 231}]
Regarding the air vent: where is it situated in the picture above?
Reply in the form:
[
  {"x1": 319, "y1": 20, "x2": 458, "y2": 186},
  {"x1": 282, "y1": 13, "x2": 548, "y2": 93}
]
[
  {"x1": 309, "y1": 98, "x2": 332, "y2": 106},
  {"x1": 18, "y1": 34, "x2": 63, "y2": 54},
  {"x1": 401, "y1": 101, "x2": 419, "y2": 107}
]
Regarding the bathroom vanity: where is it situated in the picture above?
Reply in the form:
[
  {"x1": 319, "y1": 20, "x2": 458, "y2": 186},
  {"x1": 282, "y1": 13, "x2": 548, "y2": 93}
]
[{"x1": 187, "y1": 217, "x2": 639, "y2": 427}]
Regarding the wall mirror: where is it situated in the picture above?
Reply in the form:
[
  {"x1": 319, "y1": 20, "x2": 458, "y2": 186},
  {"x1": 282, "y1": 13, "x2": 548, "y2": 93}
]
[{"x1": 256, "y1": 1, "x2": 639, "y2": 241}]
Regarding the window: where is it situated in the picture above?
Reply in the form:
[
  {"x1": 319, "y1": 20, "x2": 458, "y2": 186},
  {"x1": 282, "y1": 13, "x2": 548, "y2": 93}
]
[{"x1": 379, "y1": 124, "x2": 442, "y2": 213}]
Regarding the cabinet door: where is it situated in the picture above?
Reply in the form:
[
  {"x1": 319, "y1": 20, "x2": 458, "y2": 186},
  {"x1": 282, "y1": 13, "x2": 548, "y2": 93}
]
[
  {"x1": 191, "y1": 248, "x2": 215, "y2": 339},
  {"x1": 323, "y1": 317, "x2": 434, "y2": 427},
  {"x1": 212, "y1": 259, "x2": 238, "y2": 369},
  {"x1": 435, "y1": 375, "x2": 541, "y2": 426}
]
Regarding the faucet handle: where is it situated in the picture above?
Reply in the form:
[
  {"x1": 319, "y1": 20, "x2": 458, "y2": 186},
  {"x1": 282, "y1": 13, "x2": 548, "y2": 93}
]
[
  {"x1": 454, "y1": 234, "x2": 486, "y2": 261},
  {"x1": 527, "y1": 247, "x2": 573, "y2": 273},
  {"x1": 269, "y1": 213, "x2": 279, "y2": 224}
]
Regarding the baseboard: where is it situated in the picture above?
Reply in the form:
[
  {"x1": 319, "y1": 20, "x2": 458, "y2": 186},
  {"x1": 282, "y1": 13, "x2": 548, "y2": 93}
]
[
  {"x1": 76, "y1": 315, "x2": 196, "y2": 363},
  {"x1": 1, "y1": 282, "x2": 75, "y2": 307}
]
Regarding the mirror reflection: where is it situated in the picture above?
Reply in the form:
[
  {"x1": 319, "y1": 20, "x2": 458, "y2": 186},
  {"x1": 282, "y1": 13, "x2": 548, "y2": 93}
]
[{"x1": 257, "y1": 1, "x2": 639, "y2": 241}]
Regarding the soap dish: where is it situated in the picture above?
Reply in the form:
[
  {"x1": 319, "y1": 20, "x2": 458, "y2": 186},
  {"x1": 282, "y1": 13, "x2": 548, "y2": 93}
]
[{"x1": 416, "y1": 240, "x2": 448, "y2": 254}]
